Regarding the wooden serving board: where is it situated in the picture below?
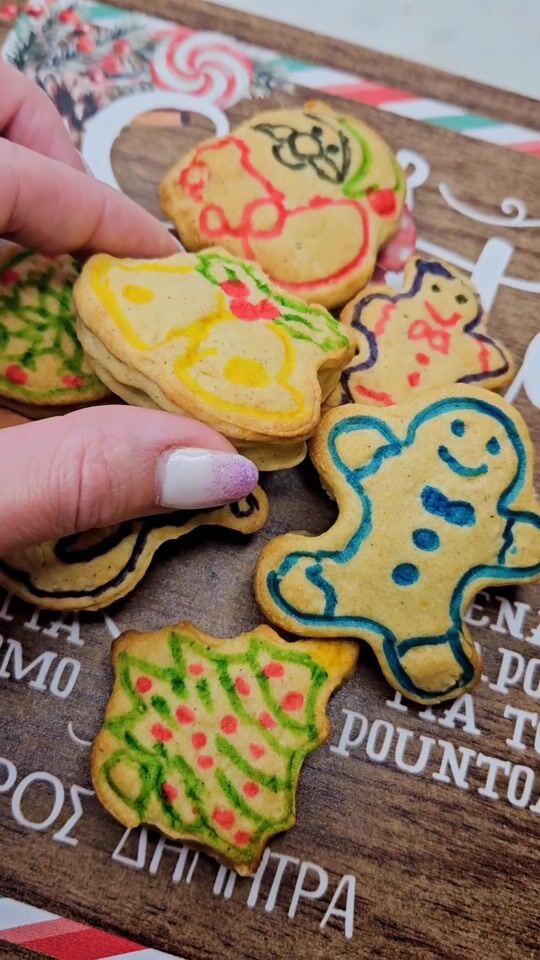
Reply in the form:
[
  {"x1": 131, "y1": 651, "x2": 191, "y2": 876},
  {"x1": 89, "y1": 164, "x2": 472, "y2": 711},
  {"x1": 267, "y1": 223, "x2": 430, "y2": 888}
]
[{"x1": 0, "y1": 3, "x2": 539, "y2": 959}]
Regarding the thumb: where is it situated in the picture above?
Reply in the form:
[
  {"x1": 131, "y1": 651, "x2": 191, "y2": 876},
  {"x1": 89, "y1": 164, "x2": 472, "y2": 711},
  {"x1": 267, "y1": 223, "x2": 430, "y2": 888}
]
[{"x1": 0, "y1": 406, "x2": 258, "y2": 553}]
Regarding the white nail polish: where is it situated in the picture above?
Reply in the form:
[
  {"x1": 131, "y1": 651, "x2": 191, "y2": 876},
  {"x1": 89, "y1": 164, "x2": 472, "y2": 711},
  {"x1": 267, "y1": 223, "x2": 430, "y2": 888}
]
[{"x1": 157, "y1": 448, "x2": 258, "y2": 509}]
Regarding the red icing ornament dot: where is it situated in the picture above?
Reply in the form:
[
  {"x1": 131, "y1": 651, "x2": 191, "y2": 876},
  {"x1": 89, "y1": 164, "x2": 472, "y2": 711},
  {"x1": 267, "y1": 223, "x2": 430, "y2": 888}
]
[
  {"x1": 0, "y1": 269, "x2": 20, "y2": 285},
  {"x1": 368, "y1": 188, "x2": 397, "y2": 217},
  {"x1": 113, "y1": 38, "x2": 131, "y2": 56},
  {"x1": 76, "y1": 35, "x2": 95, "y2": 54},
  {"x1": 416, "y1": 353, "x2": 430, "y2": 366},
  {"x1": 220, "y1": 715, "x2": 238, "y2": 735},
  {"x1": 162, "y1": 782, "x2": 178, "y2": 802},
  {"x1": 5, "y1": 365, "x2": 28, "y2": 385},
  {"x1": 243, "y1": 781, "x2": 259, "y2": 798},
  {"x1": 408, "y1": 372, "x2": 421, "y2": 387},
  {"x1": 259, "y1": 711, "x2": 276, "y2": 729},
  {"x1": 151, "y1": 723, "x2": 172, "y2": 742},
  {"x1": 100, "y1": 54, "x2": 123, "y2": 76},
  {"x1": 281, "y1": 691, "x2": 304, "y2": 712},
  {"x1": 198, "y1": 755, "x2": 214, "y2": 770},
  {"x1": 192, "y1": 732, "x2": 207, "y2": 750},
  {"x1": 135, "y1": 676, "x2": 152, "y2": 694},
  {"x1": 212, "y1": 807, "x2": 235, "y2": 829},
  {"x1": 249, "y1": 743, "x2": 265, "y2": 760},
  {"x1": 62, "y1": 374, "x2": 85, "y2": 389},
  {"x1": 176, "y1": 705, "x2": 195, "y2": 725},
  {"x1": 263, "y1": 661, "x2": 284, "y2": 679},
  {"x1": 234, "y1": 831, "x2": 251, "y2": 846},
  {"x1": 188, "y1": 663, "x2": 204, "y2": 676},
  {"x1": 220, "y1": 279, "x2": 250, "y2": 298},
  {"x1": 235, "y1": 677, "x2": 251, "y2": 697}
]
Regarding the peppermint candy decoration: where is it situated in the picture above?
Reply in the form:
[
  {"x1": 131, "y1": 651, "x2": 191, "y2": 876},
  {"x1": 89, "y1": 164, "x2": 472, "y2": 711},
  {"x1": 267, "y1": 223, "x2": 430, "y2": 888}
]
[{"x1": 151, "y1": 28, "x2": 253, "y2": 108}]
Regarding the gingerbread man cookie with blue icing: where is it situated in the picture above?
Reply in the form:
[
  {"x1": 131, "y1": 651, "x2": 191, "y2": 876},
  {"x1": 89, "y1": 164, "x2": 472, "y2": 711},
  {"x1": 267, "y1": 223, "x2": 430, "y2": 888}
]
[
  {"x1": 329, "y1": 257, "x2": 514, "y2": 407},
  {"x1": 255, "y1": 386, "x2": 540, "y2": 703}
]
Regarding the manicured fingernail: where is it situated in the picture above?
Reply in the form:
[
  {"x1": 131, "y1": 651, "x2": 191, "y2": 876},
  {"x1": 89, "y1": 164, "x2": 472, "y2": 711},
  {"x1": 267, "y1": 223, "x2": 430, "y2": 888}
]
[
  {"x1": 170, "y1": 232, "x2": 184, "y2": 251},
  {"x1": 157, "y1": 448, "x2": 258, "y2": 509}
]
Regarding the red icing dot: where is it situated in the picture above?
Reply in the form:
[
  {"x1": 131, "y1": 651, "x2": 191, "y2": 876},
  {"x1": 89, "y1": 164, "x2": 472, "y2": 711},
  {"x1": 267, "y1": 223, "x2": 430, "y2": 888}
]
[
  {"x1": 234, "y1": 830, "x2": 252, "y2": 846},
  {"x1": 243, "y1": 781, "x2": 259, "y2": 798},
  {"x1": 135, "y1": 676, "x2": 152, "y2": 694},
  {"x1": 188, "y1": 663, "x2": 204, "y2": 676},
  {"x1": 263, "y1": 662, "x2": 284, "y2": 679},
  {"x1": 100, "y1": 54, "x2": 123, "y2": 76},
  {"x1": 198, "y1": 755, "x2": 214, "y2": 770},
  {"x1": 76, "y1": 35, "x2": 95, "y2": 54},
  {"x1": 281, "y1": 691, "x2": 304, "y2": 712},
  {"x1": 220, "y1": 279, "x2": 250, "y2": 298},
  {"x1": 212, "y1": 807, "x2": 235, "y2": 829},
  {"x1": 176, "y1": 705, "x2": 195, "y2": 725},
  {"x1": 249, "y1": 743, "x2": 265, "y2": 760},
  {"x1": 162, "y1": 782, "x2": 178, "y2": 802},
  {"x1": 113, "y1": 38, "x2": 131, "y2": 56},
  {"x1": 151, "y1": 723, "x2": 172, "y2": 742},
  {"x1": 408, "y1": 372, "x2": 421, "y2": 387},
  {"x1": 220, "y1": 715, "x2": 238, "y2": 735},
  {"x1": 256, "y1": 298, "x2": 280, "y2": 320},
  {"x1": 58, "y1": 8, "x2": 79, "y2": 22},
  {"x1": 259, "y1": 711, "x2": 276, "y2": 729},
  {"x1": 235, "y1": 677, "x2": 251, "y2": 697},
  {"x1": 192, "y1": 732, "x2": 207, "y2": 750},
  {"x1": 0, "y1": 269, "x2": 19, "y2": 285},
  {"x1": 415, "y1": 353, "x2": 430, "y2": 366},
  {"x1": 5, "y1": 365, "x2": 28, "y2": 385},
  {"x1": 368, "y1": 188, "x2": 397, "y2": 217},
  {"x1": 229, "y1": 298, "x2": 260, "y2": 321},
  {"x1": 62, "y1": 374, "x2": 85, "y2": 389}
]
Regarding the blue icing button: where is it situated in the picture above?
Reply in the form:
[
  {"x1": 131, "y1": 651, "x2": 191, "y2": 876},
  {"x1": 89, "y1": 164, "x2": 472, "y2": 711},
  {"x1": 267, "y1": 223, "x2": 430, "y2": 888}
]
[
  {"x1": 486, "y1": 436, "x2": 501, "y2": 455},
  {"x1": 412, "y1": 528, "x2": 440, "y2": 551},
  {"x1": 392, "y1": 563, "x2": 420, "y2": 586},
  {"x1": 451, "y1": 419, "x2": 466, "y2": 437}
]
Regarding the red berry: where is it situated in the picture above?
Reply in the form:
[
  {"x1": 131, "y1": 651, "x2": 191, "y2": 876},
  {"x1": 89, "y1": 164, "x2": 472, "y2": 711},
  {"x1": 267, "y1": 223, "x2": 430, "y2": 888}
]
[
  {"x1": 234, "y1": 830, "x2": 251, "y2": 846},
  {"x1": 113, "y1": 38, "x2": 131, "y2": 56},
  {"x1": 220, "y1": 279, "x2": 250, "y2": 298},
  {"x1": 76, "y1": 35, "x2": 95, "y2": 54},
  {"x1": 100, "y1": 54, "x2": 123, "y2": 76},
  {"x1": 368, "y1": 188, "x2": 397, "y2": 217},
  {"x1": 243, "y1": 781, "x2": 259, "y2": 798},
  {"x1": 281, "y1": 691, "x2": 304, "y2": 712},
  {"x1": 220, "y1": 715, "x2": 238, "y2": 735},
  {"x1": 162, "y1": 782, "x2": 178, "y2": 802},
  {"x1": 62, "y1": 374, "x2": 84, "y2": 389},
  {"x1": 212, "y1": 807, "x2": 235, "y2": 829},
  {"x1": 5, "y1": 365, "x2": 28, "y2": 385},
  {"x1": 176, "y1": 705, "x2": 194, "y2": 725},
  {"x1": 151, "y1": 723, "x2": 172, "y2": 742},
  {"x1": 135, "y1": 676, "x2": 152, "y2": 694},
  {"x1": 263, "y1": 662, "x2": 284, "y2": 679}
]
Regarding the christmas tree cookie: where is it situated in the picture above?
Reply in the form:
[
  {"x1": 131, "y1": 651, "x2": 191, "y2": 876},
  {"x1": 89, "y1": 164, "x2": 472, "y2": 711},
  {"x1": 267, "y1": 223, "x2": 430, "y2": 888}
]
[
  {"x1": 92, "y1": 622, "x2": 357, "y2": 874},
  {"x1": 0, "y1": 246, "x2": 108, "y2": 412}
]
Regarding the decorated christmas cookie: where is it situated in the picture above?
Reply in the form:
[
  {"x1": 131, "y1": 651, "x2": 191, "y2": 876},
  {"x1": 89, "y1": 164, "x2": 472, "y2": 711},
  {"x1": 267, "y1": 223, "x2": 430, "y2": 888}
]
[
  {"x1": 160, "y1": 101, "x2": 405, "y2": 308},
  {"x1": 0, "y1": 487, "x2": 268, "y2": 612},
  {"x1": 255, "y1": 386, "x2": 540, "y2": 704},
  {"x1": 330, "y1": 257, "x2": 514, "y2": 407},
  {"x1": 92, "y1": 622, "x2": 357, "y2": 874},
  {"x1": 74, "y1": 248, "x2": 354, "y2": 469},
  {"x1": 0, "y1": 246, "x2": 108, "y2": 410}
]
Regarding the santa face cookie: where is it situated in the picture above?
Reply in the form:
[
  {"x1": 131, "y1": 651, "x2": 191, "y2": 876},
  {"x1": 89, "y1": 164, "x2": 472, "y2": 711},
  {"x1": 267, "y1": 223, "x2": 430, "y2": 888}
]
[
  {"x1": 92, "y1": 622, "x2": 357, "y2": 875},
  {"x1": 74, "y1": 248, "x2": 354, "y2": 464},
  {"x1": 0, "y1": 488, "x2": 268, "y2": 612},
  {"x1": 0, "y1": 247, "x2": 108, "y2": 409},
  {"x1": 331, "y1": 257, "x2": 513, "y2": 407},
  {"x1": 255, "y1": 387, "x2": 540, "y2": 704},
  {"x1": 160, "y1": 102, "x2": 405, "y2": 308}
]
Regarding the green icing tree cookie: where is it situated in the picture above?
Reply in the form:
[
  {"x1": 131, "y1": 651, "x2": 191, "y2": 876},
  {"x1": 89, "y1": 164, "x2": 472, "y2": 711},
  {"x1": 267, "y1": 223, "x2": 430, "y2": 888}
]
[
  {"x1": 0, "y1": 247, "x2": 108, "y2": 407},
  {"x1": 92, "y1": 622, "x2": 357, "y2": 874}
]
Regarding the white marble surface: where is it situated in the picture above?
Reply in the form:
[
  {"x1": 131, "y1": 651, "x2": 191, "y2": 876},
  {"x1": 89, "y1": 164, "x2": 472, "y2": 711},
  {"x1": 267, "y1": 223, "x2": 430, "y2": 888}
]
[{"x1": 211, "y1": 0, "x2": 540, "y2": 99}]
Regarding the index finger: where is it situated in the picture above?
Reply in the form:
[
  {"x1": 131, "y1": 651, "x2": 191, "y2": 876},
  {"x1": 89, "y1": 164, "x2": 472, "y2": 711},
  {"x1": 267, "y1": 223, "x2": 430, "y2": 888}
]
[{"x1": 0, "y1": 61, "x2": 84, "y2": 171}]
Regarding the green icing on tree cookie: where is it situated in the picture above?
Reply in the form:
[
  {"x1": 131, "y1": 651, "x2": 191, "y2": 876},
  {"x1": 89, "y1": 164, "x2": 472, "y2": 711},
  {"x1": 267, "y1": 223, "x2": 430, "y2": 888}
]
[
  {"x1": 94, "y1": 626, "x2": 353, "y2": 872},
  {"x1": 0, "y1": 249, "x2": 107, "y2": 403}
]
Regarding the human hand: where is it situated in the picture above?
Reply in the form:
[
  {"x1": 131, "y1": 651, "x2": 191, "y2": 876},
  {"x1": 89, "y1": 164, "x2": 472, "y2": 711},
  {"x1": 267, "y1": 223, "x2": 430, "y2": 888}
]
[{"x1": 0, "y1": 66, "x2": 258, "y2": 554}]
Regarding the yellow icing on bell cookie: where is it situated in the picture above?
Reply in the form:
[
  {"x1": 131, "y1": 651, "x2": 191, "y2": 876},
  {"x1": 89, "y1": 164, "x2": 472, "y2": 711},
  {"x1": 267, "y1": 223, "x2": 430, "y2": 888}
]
[{"x1": 74, "y1": 248, "x2": 354, "y2": 451}]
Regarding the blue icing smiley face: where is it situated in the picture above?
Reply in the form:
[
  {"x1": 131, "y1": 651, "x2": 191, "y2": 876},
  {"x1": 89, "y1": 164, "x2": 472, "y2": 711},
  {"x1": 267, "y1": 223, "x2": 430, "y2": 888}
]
[{"x1": 256, "y1": 390, "x2": 540, "y2": 704}]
